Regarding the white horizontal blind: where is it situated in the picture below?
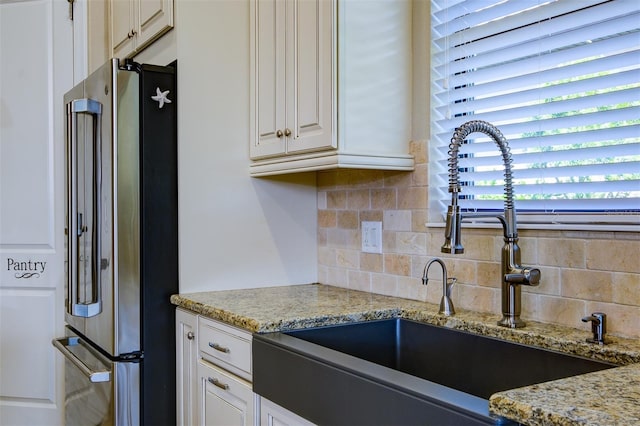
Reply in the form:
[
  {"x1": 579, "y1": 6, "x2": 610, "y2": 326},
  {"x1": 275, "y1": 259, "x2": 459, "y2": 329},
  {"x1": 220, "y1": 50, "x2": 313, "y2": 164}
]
[{"x1": 430, "y1": 0, "x2": 640, "y2": 223}]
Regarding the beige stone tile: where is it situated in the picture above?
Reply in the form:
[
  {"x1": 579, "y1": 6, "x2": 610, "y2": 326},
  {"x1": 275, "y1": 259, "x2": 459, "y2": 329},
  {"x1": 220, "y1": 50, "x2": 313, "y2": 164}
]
[
  {"x1": 411, "y1": 209, "x2": 429, "y2": 232},
  {"x1": 360, "y1": 210, "x2": 383, "y2": 222},
  {"x1": 345, "y1": 169, "x2": 385, "y2": 188},
  {"x1": 536, "y1": 295, "x2": 586, "y2": 328},
  {"x1": 426, "y1": 231, "x2": 448, "y2": 255},
  {"x1": 371, "y1": 188, "x2": 397, "y2": 210},
  {"x1": 347, "y1": 189, "x2": 370, "y2": 210},
  {"x1": 586, "y1": 239, "x2": 640, "y2": 273},
  {"x1": 612, "y1": 272, "x2": 640, "y2": 307},
  {"x1": 326, "y1": 190, "x2": 346, "y2": 209},
  {"x1": 517, "y1": 236, "x2": 538, "y2": 265},
  {"x1": 586, "y1": 301, "x2": 640, "y2": 338},
  {"x1": 384, "y1": 253, "x2": 411, "y2": 276},
  {"x1": 410, "y1": 140, "x2": 428, "y2": 164},
  {"x1": 520, "y1": 292, "x2": 540, "y2": 321},
  {"x1": 398, "y1": 187, "x2": 427, "y2": 209},
  {"x1": 397, "y1": 275, "x2": 428, "y2": 302},
  {"x1": 337, "y1": 210, "x2": 359, "y2": 229},
  {"x1": 317, "y1": 228, "x2": 327, "y2": 246},
  {"x1": 456, "y1": 284, "x2": 499, "y2": 314},
  {"x1": 344, "y1": 229, "x2": 360, "y2": 250},
  {"x1": 396, "y1": 232, "x2": 427, "y2": 255},
  {"x1": 561, "y1": 269, "x2": 613, "y2": 302},
  {"x1": 384, "y1": 210, "x2": 412, "y2": 231},
  {"x1": 336, "y1": 248, "x2": 359, "y2": 269},
  {"x1": 447, "y1": 259, "x2": 477, "y2": 285},
  {"x1": 371, "y1": 273, "x2": 398, "y2": 297},
  {"x1": 326, "y1": 228, "x2": 347, "y2": 248},
  {"x1": 522, "y1": 266, "x2": 561, "y2": 296},
  {"x1": 425, "y1": 277, "x2": 445, "y2": 305},
  {"x1": 318, "y1": 246, "x2": 336, "y2": 267},
  {"x1": 316, "y1": 170, "x2": 338, "y2": 189},
  {"x1": 318, "y1": 210, "x2": 336, "y2": 228},
  {"x1": 348, "y1": 270, "x2": 371, "y2": 292},
  {"x1": 476, "y1": 261, "x2": 501, "y2": 288},
  {"x1": 360, "y1": 252, "x2": 383, "y2": 273},
  {"x1": 411, "y1": 164, "x2": 429, "y2": 187},
  {"x1": 382, "y1": 230, "x2": 397, "y2": 252},
  {"x1": 460, "y1": 234, "x2": 497, "y2": 262},
  {"x1": 412, "y1": 255, "x2": 429, "y2": 279},
  {"x1": 538, "y1": 238, "x2": 585, "y2": 268},
  {"x1": 325, "y1": 267, "x2": 348, "y2": 288},
  {"x1": 384, "y1": 171, "x2": 413, "y2": 188}
]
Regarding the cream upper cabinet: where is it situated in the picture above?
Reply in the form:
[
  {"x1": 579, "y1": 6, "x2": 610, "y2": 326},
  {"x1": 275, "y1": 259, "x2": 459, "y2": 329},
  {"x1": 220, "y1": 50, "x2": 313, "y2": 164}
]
[
  {"x1": 249, "y1": 0, "x2": 334, "y2": 160},
  {"x1": 111, "y1": 0, "x2": 174, "y2": 58},
  {"x1": 249, "y1": 0, "x2": 414, "y2": 176}
]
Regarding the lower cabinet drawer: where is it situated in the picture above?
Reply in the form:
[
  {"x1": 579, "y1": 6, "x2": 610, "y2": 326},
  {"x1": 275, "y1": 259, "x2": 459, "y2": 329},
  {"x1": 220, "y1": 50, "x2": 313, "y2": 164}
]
[
  {"x1": 197, "y1": 360, "x2": 255, "y2": 426},
  {"x1": 198, "y1": 317, "x2": 252, "y2": 380}
]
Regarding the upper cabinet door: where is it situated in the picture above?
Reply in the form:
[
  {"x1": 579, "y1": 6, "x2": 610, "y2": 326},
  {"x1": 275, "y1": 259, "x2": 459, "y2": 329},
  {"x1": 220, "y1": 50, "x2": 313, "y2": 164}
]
[
  {"x1": 111, "y1": 0, "x2": 174, "y2": 58},
  {"x1": 112, "y1": 0, "x2": 136, "y2": 58},
  {"x1": 287, "y1": 0, "x2": 335, "y2": 154},
  {"x1": 250, "y1": 0, "x2": 335, "y2": 160},
  {"x1": 138, "y1": 0, "x2": 174, "y2": 48},
  {"x1": 250, "y1": 0, "x2": 288, "y2": 158}
]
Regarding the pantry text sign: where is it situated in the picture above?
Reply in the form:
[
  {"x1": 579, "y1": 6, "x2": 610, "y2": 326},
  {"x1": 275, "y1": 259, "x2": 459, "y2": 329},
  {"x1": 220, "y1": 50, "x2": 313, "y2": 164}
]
[{"x1": 6, "y1": 257, "x2": 47, "y2": 279}]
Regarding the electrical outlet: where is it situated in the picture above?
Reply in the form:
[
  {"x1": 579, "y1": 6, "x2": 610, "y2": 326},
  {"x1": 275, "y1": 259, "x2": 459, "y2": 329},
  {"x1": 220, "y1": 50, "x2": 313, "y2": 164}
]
[{"x1": 362, "y1": 221, "x2": 382, "y2": 253}]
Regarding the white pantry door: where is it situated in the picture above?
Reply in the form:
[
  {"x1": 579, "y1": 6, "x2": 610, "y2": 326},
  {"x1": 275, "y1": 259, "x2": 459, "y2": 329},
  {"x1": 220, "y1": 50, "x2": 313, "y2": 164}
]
[{"x1": 0, "y1": 0, "x2": 75, "y2": 424}]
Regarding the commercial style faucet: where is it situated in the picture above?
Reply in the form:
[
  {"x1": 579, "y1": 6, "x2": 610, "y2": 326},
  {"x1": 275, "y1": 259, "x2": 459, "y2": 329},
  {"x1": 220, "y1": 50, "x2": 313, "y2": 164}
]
[
  {"x1": 422, "y1": 258, "x2": 456, "y2": 316},
  {"x1": 441, "y1": 120, "x2": 541, "y2": 328}
]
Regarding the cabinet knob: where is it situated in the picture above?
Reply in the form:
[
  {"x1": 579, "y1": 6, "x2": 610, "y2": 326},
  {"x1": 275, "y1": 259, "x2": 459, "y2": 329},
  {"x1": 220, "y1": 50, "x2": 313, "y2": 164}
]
[
  {"x1": 187, "y1": 331, "x2": 195, "y2": 340},
  {"x1": 276, "y1": 129, "x2": 283, "y2": 138},
  {"x1": 127, "y1": 29, "x2": 137, "y2": 39},
  {"x1": 284, "y1": 128, "x2": 292, "y2": 137}
]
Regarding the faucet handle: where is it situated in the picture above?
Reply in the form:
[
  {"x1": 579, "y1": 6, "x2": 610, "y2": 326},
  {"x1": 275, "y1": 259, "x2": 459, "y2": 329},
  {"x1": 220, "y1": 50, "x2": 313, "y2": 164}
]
[{"x1": 505, "y1": 267, "x2": 540, "y2": 286}]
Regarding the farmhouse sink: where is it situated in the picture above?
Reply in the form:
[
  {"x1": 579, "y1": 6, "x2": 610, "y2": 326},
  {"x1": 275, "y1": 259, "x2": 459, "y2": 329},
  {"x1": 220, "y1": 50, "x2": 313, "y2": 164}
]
[{"x1": 253, "y1": 318, "x2": 615, "y2": 425}]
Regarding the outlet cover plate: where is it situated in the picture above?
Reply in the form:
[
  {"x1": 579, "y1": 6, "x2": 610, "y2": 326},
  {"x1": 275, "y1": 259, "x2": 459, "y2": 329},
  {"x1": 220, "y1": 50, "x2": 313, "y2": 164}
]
[{"x1": 362, "y1": 221, "x2": 382, "y2": 253}]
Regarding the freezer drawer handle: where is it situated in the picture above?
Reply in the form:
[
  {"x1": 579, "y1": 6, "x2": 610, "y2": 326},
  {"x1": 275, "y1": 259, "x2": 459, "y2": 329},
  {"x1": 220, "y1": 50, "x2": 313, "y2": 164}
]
[
  {"x1": 66, "y1": 97, "x2": 103, "y2": 318},
  {"x1": 52, "y1": 336, "x2": 111, "y2": 383}
]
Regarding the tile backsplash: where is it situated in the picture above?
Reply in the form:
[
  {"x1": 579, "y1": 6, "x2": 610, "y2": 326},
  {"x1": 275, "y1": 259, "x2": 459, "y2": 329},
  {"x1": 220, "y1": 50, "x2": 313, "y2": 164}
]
[{"x1": 317, "y1": 141, "x2": 640, "y2": 338}]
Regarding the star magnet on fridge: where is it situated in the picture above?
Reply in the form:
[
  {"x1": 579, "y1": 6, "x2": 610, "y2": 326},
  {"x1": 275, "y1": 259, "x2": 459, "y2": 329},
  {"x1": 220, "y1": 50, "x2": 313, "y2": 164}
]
[{"x1": 151, "y1": 87, "x2": 172, "y2": 109}]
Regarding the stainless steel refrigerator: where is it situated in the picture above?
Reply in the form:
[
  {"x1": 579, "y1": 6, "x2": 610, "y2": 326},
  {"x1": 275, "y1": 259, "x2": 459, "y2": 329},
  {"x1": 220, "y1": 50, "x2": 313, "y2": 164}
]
[{"x1": 52, "y1": 58, "x2": 178, "y2": 425}]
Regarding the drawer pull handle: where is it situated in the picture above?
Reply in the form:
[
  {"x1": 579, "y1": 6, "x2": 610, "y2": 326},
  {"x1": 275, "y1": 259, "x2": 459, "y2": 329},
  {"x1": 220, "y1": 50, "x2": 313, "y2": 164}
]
[
  {"x1": 208, "y1": 377, "x2": 229, "y2": 390},
  {"x1": 209, "y1": 342, "x2": 230, "y2": 353}
]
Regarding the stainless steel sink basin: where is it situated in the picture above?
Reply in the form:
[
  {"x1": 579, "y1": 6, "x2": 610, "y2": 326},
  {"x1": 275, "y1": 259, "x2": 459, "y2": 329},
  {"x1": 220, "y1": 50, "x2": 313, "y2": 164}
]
[{"x1": 253, "y1": 318, "x2": 615, "y2": 425}]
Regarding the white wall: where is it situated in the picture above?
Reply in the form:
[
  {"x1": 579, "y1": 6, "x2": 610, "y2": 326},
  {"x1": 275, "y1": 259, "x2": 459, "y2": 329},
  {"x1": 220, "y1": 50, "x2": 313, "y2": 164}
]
[{"x1": 136, "y1": 0, "x2": 318, "y2": 293}]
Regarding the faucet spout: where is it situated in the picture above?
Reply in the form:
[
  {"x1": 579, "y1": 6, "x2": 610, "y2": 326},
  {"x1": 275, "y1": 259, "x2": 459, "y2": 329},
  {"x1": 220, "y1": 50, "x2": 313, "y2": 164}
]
[
  {"x1": 441, "y1": 120, "x2": 541, "y2": 328},
  {"x1": 422, "y1": 258, "x2": 456, "y2": 316}
]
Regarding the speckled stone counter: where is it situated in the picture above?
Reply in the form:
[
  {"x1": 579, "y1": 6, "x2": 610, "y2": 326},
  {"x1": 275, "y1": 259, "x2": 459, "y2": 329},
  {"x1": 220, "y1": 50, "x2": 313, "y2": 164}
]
[{"x1": 171, "y1": 283, "x2": 640, "y2": 425}]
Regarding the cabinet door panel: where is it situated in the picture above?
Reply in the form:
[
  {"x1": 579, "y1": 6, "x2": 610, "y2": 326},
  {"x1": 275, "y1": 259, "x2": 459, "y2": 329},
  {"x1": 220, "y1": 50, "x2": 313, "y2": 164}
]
[
  {"x1": 112, "y1": 0, "x2": 135, "y2": 57},
  {"x1": 250, "y1": 0, "x2": 287, "y2": 159},
  {"x1": 288, "y1": 0, "x2": 335, "y2": 153},
  {"x1": 138, "y1": 0, "x2": 173, "y2": 48},
  {"x1": 197, "y1": 361, "x2": 254, "y2": 426},
  {"x1": 176, "y1": 309, "x2": 197, "y2": 426}
]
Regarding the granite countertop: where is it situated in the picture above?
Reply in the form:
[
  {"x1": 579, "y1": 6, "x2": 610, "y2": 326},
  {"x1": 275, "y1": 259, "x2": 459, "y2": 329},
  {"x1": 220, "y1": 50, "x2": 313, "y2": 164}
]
[{"x1": 171, "y1": 283, "x2": 640, "y2": 425}]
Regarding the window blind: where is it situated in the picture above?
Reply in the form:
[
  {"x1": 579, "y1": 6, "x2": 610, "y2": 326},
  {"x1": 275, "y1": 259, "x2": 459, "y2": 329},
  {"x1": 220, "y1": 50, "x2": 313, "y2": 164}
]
[{"x1": 430, "y1": 0, "x2": 640, "y2": 224}]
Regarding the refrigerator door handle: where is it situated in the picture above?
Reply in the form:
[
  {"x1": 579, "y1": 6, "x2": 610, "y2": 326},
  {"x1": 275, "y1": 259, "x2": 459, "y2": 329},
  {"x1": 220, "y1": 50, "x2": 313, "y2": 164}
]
[
  {"x1": 52, "y1": 336, "x2": 111, "y2": 383},
  {"x1": 67, "y1": 98, "x2": 103, "y2": 318}
]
